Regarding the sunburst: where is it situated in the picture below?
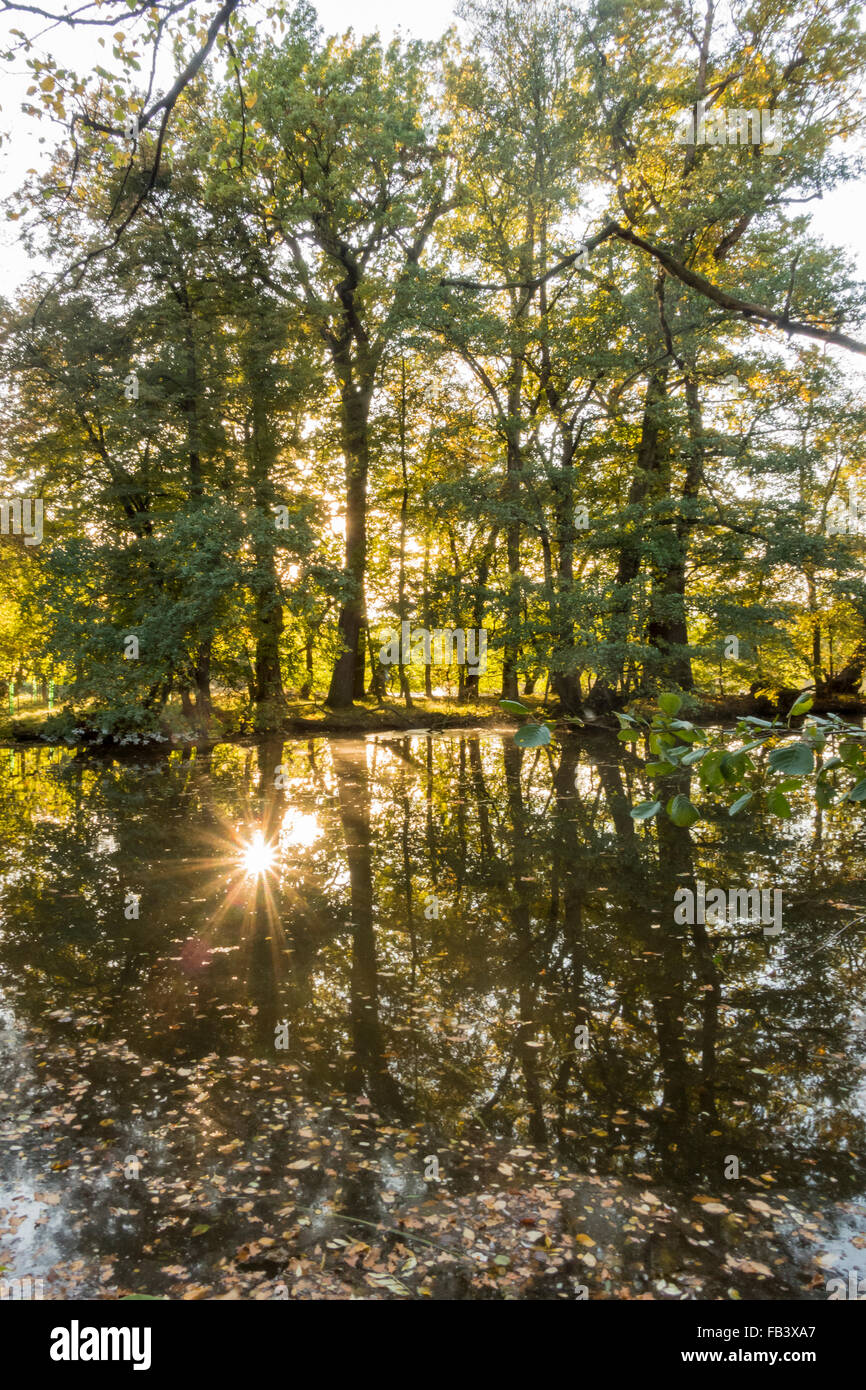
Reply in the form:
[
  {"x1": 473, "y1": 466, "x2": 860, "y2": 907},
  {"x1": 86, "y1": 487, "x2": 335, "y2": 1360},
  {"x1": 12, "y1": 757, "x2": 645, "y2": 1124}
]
[{"x1": 239, "y1": 830, "x2": 276, "y2": 877}]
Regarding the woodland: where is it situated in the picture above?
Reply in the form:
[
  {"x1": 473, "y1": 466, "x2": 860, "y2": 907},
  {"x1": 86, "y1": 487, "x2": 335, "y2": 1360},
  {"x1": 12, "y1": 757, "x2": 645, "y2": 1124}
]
[
  {"x1": 2, "y1": 0, "x2": 866, "y2": 1311},
  {"x1": 1, "y1": 0, "x2": 866, "y2": 740}
]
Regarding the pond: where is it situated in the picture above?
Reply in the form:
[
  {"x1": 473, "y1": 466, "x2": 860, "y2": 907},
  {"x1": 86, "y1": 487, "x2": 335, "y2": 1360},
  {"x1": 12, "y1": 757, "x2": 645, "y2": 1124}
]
[{"x1": 1, "y1": 729, "x2": 864, "y2": 1300}]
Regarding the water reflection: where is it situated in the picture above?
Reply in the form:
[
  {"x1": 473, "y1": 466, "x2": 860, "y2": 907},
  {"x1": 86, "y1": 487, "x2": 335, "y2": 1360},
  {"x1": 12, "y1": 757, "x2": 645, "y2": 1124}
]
[
  {"x1": 240, "y1": 832, "x2": 276, "y2": 879},
  {"x1": 0, "y1": 731, "x2": 864, "y2": 1299}
]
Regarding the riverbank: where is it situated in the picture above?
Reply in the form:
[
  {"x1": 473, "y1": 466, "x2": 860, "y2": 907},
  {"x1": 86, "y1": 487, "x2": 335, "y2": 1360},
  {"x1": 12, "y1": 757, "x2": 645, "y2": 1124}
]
[{"x1": 2, "y1": 688, "x2": 865, "y2": 750}]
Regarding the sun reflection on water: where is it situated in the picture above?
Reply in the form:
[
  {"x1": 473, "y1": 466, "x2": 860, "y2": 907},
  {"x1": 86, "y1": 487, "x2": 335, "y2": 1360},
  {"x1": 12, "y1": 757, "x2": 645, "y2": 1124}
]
[{"x1": 239, "y1": 831, "x2": 276, "y2": 877}]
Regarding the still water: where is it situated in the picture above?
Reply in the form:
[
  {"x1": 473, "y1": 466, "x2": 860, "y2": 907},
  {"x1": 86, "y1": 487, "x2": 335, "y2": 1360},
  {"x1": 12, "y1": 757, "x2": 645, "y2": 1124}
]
[{"x1": 1, "y1": 729, "x2": 864, "y2": 1300}]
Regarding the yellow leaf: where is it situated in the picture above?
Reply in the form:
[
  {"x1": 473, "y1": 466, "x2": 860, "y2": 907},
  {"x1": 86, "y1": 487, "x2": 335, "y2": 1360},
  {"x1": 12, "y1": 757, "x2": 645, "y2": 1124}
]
[{"x1": 746, "y1": 1199, "x2": 774, "y2": 1214}]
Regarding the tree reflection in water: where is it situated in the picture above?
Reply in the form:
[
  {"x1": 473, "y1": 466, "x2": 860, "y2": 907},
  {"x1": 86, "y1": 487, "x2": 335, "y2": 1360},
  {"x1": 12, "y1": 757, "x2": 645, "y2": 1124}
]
[{"x1": 0, "y1": 731, "x2": 864, "y2": 1298}]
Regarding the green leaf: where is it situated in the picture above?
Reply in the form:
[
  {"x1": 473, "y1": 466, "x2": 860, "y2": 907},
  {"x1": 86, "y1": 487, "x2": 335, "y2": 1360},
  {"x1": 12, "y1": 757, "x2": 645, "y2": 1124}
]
[
  {"x1": 767, "y1": 741, "x2": 814, "y2": 776},
  {"x1": 681, "y1": 746, "x2": 708, "y2": 766},
  {"x1": 728, "y1": 791, "x2": 754, "y2": 816},
  {"x1": 788, "y1": 693, "x2": 814, "y2": 718},
  {"x1": 500, "y1": 700, "x2": 529, "y2": 716},
  {"x1": 630, "y1": 799, "x2": 661, "y2": 820},
  {"x1": 698, "y1": 750, "x2": 727, "y2": 790},
  {"x1": 667, "y1": 719, "x2": 702, "y2": 743},
  {"x1": 738, "y1": 737, "x2": 771, "y2": 753},
  {"x1": 514, "y1": 723, "x2": 551, "y2": 748},
  {"x1": 644, "y1": 761, "x2": 673, "y2": 777},
  {"x1": 719, "y1": 751, "x2": 745, "y2": 783},
  {"x1": 766, "y1": 789, "x2": 792, "y2": 818},
  {"x1": 649, "y1": 731, "x2": 676, "y2": 754},
  {"x1": 815, "y1": 780, "x2": 836, "y2": 808},
  {"x1": 658, "y1": 692, "x2": 682, "y2": 716},
  {"x1": 839, "y1": 740, "x2": 865, "y2": 768},
  {"x1": 191, "y1": 1223, "x2": 210, "y2": 1235},
  {"x1": 617, "y1": 728, "x2": 642, "y2": 742},
  {"x1": 846, "y1": 778, "x2": 866, "y2": 802},
  {"x1": 666, "y1": 794, "x2": 700, "y2": 828}
]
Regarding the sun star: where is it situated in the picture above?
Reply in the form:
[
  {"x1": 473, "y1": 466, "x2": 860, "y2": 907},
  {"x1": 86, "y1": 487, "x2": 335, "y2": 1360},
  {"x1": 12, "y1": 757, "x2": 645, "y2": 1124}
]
[{"x1": 240, "y1": 831, "x2": 276, "y2": 877}]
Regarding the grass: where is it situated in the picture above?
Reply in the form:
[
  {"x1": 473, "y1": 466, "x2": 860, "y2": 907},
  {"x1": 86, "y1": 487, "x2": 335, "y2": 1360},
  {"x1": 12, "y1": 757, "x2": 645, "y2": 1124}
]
[{"x1": 0, "y1": 691, "x2": 529, "y2": 747}]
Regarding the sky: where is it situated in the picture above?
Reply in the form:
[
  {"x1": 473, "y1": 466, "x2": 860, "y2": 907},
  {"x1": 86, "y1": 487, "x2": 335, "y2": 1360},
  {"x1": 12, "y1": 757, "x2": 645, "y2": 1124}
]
[{"x1": 0, "y1": 0, "x2": 863, "y2": 294}]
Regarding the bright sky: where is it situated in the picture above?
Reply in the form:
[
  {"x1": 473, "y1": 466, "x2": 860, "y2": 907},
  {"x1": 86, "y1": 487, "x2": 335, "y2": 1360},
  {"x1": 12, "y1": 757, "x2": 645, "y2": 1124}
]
[
  {"x1": 315, "y1": 0, "x2": 457, "y2": 39},
  {"x1": 0, "y1": 0, "x2": 863, "y2": 297}
]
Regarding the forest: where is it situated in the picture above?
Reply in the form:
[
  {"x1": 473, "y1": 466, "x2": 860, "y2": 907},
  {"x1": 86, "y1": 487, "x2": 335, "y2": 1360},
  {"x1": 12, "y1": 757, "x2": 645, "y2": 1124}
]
[
  {"x1": 2, "y1": 0, "x2": 866, "y2": 1323},
  {"x1": 2, "y1": 0, "x2": 866, "y2": 740}
]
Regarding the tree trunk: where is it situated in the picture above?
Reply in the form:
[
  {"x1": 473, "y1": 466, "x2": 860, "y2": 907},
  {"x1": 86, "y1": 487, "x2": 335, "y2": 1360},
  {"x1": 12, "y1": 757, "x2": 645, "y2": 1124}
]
[
  {"x1": 501, "y1": 368, "x2": 523, "y2": 701},
  {"x1": 464, "y1": 526, "x2": 498, "y2": 700},
  {"x1": 397, "y1": 359, "x2": 413, "y2": 708},
  {"x1": 194, "y1": 641, "x2": 212, "y2": 727},
  {"x1": 327, "y1": 381, "x2": 371, "y2": 709},
  {"x1": 645, "y1": 376, "x2": 701, "y2": 692},
  {"x1": 594, "y1": 369, "x2": 669, "y2": 706},
  {"x1": 246, "y1": 343, "x2": 286, "y2": 725},
  {"x1": 300, "y1": 632, "x2": 314, "y2": 699}
]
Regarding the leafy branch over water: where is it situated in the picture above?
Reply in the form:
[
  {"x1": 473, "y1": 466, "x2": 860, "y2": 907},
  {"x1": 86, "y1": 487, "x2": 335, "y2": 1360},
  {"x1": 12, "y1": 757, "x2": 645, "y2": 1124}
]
[
  {"x1": 502, "y1": 691, "x2": 866, "y2": 826},
  {"x1": 620, "y1": 692, "x2": 866, "y2": 827},
  {"x1": 499, "y1": 700, "x2": 557, "y2": 748}
]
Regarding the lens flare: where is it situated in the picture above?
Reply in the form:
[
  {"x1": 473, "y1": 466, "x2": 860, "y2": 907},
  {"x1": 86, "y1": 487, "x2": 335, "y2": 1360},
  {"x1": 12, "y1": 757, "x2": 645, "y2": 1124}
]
[{"x1": 240, "y1": 831, "x2": 276, "y2": 877}]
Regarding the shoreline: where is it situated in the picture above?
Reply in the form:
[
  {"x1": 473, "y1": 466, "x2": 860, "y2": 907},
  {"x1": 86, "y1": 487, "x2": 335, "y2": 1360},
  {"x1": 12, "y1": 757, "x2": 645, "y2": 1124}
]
[{"x1": 3, "y1": 690, "x2": 865, "y2": 751}]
